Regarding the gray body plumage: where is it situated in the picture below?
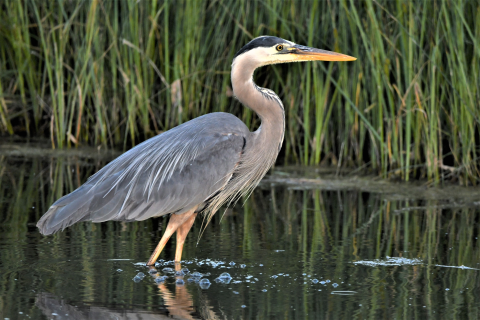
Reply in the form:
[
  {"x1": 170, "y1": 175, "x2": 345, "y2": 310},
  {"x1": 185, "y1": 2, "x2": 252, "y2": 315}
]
[{"x1": 37, "y1": 113, "x2": 254, "y2": 235}]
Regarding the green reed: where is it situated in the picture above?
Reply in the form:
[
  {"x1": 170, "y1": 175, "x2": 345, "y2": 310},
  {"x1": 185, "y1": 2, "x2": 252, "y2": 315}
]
[{"x1": 0, "y1": 0, "x2": 479, "y2": 184}]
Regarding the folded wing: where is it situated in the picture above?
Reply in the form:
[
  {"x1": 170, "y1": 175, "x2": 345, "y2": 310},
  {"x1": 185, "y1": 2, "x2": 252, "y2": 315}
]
[{"x1": 37, "y1": 113, "x2": 249, "y2": 235}]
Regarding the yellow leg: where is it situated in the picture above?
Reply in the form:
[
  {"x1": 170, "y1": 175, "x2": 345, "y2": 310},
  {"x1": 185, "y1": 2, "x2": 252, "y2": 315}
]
[
  {"x1": 175, "y1": 213, "x2": 197, "y2": 262},
  {"x1": 146, "y1": 208, "x2": 196, "y2": 266}
]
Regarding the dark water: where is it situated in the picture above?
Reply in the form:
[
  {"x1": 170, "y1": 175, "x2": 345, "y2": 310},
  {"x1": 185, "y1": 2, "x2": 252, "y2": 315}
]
[{"x1": 1, "y1": 147, "x2": 480, "y2": 319}]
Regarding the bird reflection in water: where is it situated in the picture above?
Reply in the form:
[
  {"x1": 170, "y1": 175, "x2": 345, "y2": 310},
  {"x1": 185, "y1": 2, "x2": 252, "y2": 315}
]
[
  {"x1": 36, "y1": 263, "x2": 217, "y2": 320},
  {"x1": 149, "y1": 262, "x2": 217, "y2": 320}
]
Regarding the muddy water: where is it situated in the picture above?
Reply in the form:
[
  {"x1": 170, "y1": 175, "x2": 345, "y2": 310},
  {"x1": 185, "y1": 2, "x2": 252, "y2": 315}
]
[{"x1": 0, "y1": 145, "x2": 479, "y2": 319}]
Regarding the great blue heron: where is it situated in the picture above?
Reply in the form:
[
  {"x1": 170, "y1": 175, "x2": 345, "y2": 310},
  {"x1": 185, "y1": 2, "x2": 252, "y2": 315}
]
[{"x1": 37, "y1": 36, "x2": 355, "y2": 265}]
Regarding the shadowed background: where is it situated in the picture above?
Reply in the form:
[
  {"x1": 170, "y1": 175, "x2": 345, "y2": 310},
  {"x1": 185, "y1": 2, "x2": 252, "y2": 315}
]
[{"x1": 0, "y1": 0, "x2": 479, "y2": 183}]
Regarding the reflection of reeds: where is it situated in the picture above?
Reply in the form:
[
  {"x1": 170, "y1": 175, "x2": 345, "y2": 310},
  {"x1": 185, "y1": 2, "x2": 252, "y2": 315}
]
[
  {"x1": 2, "y1": 156, "x2": 478, "y2": 318},
  {"x1": 1, "y1": 1, "x2": 479, "y2": 183},
  {"x1": 243, "y1": 188, "x2": 480, "y2": 318}
]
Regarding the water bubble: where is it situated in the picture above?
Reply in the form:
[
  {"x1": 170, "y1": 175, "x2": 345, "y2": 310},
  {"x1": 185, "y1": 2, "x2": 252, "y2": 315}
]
[
  {"x1": 136, "y1": 272, "x2": 145, "y2": 279},
  {"x1": 302, "y1": 273, "x2": 307, "y2": 276},
  {"x1": 116, "y1": 269, "x2": 123, "y2": 272},
  {"x1": 259, "y1": 264, "x2": 263, "y2": 267},
  {"x1": 445, "y1": 288, "x2": 450, "y2": 291},
  {"x1": 229, "y1": 261, "x2": 236, "y2": 266},
  {"x1": 154, "y1": 260, "x2": 163, "y2": 267},
  {"x1": 215, "y1": 272, "x2": 232, "y2": 284},
  {"x1": 240, "y1": 264, "x2": 246, "y2": 268},
  {"x1": 262, "y1": 289, "x2": 267, "y2": 292},
  {"x1": 162, "y1": 267, "x2": 174, "y2": 274},
  {"x1": 175, "y1": 270, "x2": 185, "y2": 276},
  {"x1": 155, "y1": 276, "x2": 167, "y2": 284},
  {"x1": 181, "y1": 268, "x2": 190, "y2": 274},
  {"x1": 326, "y1": 279, "x2": 331, "y2": 283},
  {"x1": 133, "y1": 276, "x2": 143, "y2": 283},
  {"x1": 312, "y1": 279, "x2": 319, "y2": 284},
  {"x1": 148, "y1": 269, "x2": 158, "y2": 274},
  {"x1": 199, "y1": 278, "x2": 211, "y2": 289},
  {"x1": 272, "y1": 275, "x2": 278, "y2": 279},
  {"x1": 215, "y1": 277, "x2": 231, "y2": 284},
  {"x1": 241, "y1": 305, "x2": 246, "y2": 308},
  {"x1": 190, "y1": 271, "x2": 203, "y2": 278},
  {"x1": 332, "y1": 283, "x2": 338, "y2": 288},
  {"x1": 233, "y1": 291, "x2": 239, "y2": 294},
  {"x1": 320, "y1": 281, "x2": 326, "y2": 285},
  {"x1": 176, "y1": 279, "x2": 185, "y2": 286}
]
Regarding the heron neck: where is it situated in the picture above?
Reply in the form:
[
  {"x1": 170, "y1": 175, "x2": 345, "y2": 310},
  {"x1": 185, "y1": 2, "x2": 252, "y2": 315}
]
[
  {"x1": 231, "y1": 59, "x2": 285, "y2": 151},
  {"x1": 206, "y1": 55, "x2": 285, "y2": 215}
]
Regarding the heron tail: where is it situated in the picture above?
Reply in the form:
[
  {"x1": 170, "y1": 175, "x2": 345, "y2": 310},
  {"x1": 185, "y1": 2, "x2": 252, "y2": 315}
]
[{"x1": 36, "y1": 186, "x2": 92, "y2": 235}]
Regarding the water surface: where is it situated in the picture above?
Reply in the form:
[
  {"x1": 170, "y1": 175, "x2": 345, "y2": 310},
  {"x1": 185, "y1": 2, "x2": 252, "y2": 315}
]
[{"x1": 1, "y1": 146, "x2": 479, "y2": 319}]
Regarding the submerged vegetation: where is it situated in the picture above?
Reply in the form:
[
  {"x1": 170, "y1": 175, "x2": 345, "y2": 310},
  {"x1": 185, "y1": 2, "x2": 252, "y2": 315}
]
[{"x1": 0, "y1": 0, "x2": 479, "y2": 184}]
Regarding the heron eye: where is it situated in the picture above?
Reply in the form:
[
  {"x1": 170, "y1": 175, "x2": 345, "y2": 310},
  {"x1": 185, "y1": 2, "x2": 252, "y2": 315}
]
[{"x1": 276, "y1": 45, "x2": 284, "y2": 51}]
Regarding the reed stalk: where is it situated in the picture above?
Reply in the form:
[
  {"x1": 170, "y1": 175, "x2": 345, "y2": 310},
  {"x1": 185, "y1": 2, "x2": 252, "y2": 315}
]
[{"x1": 0, "y1": 0, "x2": 478, "y2": 184}]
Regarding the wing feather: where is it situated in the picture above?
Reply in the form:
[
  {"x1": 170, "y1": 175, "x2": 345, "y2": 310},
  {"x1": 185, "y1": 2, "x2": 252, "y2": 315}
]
[{"x1": 37, "y1": 113, "x2": 249, "y2": 235}]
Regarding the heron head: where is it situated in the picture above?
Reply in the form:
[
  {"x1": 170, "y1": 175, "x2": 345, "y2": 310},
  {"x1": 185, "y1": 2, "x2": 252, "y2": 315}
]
[{"x1": 233, "y1": 36, "x2": 356, "y2": 67}]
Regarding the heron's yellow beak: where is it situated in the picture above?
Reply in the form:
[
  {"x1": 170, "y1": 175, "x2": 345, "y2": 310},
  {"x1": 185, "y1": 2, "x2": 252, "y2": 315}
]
[{"x1": 289, "y1": 44, "x2": 356, "y2": 62}]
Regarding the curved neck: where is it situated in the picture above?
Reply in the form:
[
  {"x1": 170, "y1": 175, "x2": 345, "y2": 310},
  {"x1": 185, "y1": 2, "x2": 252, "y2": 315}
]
[
  {"x1": 206, "y1": 53, "x2": 286, "y2": 216},
  {"x1": 231, "y1": 54, "x2": 285, "y2": 150}
]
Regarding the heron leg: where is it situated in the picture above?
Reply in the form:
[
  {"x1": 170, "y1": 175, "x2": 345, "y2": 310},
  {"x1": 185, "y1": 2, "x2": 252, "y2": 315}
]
[
  {"x1": 146, "y1": 208, "x2": 196, "y2": 266},
  {"x1": 175, "y1": 213, "x2": 197, "y2": 262}
]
